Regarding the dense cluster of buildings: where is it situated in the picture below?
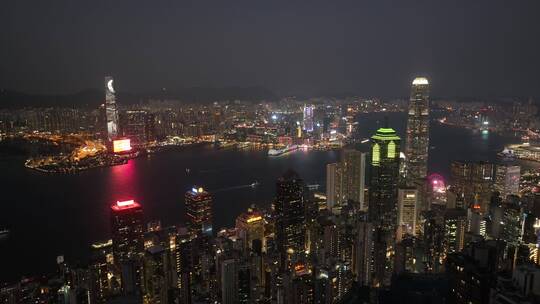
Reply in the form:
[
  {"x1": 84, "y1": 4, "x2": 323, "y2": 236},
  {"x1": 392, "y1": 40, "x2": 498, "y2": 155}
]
[
  {"x1": 436, "y1": 97, "x2": 540, "y2": 138},
  {"x1": 2, "y1": 77, "x2": 540, "y2": 304},
  {"x1": 0, "y1": 77, "x2": 407, "y2": 152}
]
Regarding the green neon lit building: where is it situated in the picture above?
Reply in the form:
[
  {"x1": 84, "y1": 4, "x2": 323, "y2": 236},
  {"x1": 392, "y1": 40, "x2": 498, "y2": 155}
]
[{"x1": 368, "y1": 125, "x2": 401, "y2": 287}]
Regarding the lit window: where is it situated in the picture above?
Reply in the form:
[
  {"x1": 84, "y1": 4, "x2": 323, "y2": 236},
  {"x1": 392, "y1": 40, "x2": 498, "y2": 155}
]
[
  {"x1": 372, "y1": 143, "x2": 380, "y2": 166},
  {"x1": 388, "y1": 141, "x2": 396, "y2": 159}
]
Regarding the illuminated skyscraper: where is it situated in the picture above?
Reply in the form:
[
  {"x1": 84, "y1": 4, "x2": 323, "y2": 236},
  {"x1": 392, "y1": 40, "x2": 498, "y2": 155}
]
[
  {"x1": 221, "y1": 259, "x2": 239, "y2": 304},
  {"x1": 450, "y1": 160, "x2": 494, "y2": 212},
  {"x1": 368, "y1": 126, "x2": 400, "y2": 286},
  {"x1": 89, "y1": 239, "x2": 117, "y2": 303},
  {"x1": 110, "y1": 199, "x2": 144, "y2": 263},
  {"x1": 141, "y1": 245, "x2": 174, "y2": 304},
  {"x1": 369, "y1": 126, "x2": 401, "y2": 231},
  {"x1": 500, "y1": 202, "x2": 524, "y2": 248},
  {"x1": 397, "y1": 187, "x2": 418, "y2": 239},
  {"x1": 235, "y1": 207, "x2": 265, "y2": 251},
  {"x1": 353, "y1": 221, "x2": 374, "y2": 287},
  {"x1": 405, "y1": 77, "x2": 430, "y2": 180},
  {"x1": 326, "y1": 162, "x2": 342, "y2": 208},
  {"x1": 185, "y1": 186, "x2": 213, "y2": 238},
  {"x1": 275, "y1": 170, "x2": 306, "y2": 258},
  {"x1": 119, "y1": 110, "x2": 155, "y2": 146},
  {"x1": 443, "y1": 209, "x2": 467, "y2": 254},
  {"x1": 105, "y1": 76, "x2": 119, "y2": 141},
  {"x1": 303, "y1": 105, "x2": 314, "y2": 132},
  {"x1": 341, "y1": 149, "x2": 367, "y2": 210},
  {"x1": 110, "y1": 199, "x2": 145, "y2": 295},
  {"x1": 175, "y1": 228, "x2": 193, "y2": 304},
  {"x1": 494, "y1": 164, "x2": 520, "y2": 199},
  {"x1": 428, "y1": 173, "x2": 447, "y2": 206},
  {"x1": 326, "y1": 149, "x2": 366, "y2": 210}
]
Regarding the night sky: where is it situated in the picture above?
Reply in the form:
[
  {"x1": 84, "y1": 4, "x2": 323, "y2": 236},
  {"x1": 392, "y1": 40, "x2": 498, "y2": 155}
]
[{"x1": 1, "y1": 0, "x2": 539, "y2": 98}]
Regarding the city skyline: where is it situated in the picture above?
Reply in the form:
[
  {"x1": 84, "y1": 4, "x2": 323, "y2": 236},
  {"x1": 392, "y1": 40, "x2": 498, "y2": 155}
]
[
  {"x1": 2, "y1": 88, "x2": 540, "y2": 302},
  {"x1": 2, "y1": 1, "x2": 540, "y2": 303}
]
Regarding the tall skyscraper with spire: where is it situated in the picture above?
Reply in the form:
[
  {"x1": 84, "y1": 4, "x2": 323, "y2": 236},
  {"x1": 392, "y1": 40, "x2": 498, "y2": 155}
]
[
  {"x1": 368, "y1": 125, "x2": 401, "y2": 286},
  {"x1": 105, "y1": 76, "x2": 119, "y2": 141},
  {"x1": 405, "y1": 77, "x2": 430, "y2": 180}
]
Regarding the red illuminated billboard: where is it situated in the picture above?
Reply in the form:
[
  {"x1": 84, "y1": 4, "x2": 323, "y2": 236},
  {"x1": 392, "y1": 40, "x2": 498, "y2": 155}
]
[{"x1": 113, "y1": 138, "x2": 132, "y2": 153}]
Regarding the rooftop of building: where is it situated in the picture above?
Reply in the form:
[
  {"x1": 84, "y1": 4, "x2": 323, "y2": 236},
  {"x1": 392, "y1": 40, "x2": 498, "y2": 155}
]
[
  {"x1": 412, "y1": 77, "x2": 429, "y2": 85},
  {"x1": 372, "y1": 127, "x2": 400, "y2": 141},
  {"x1": 110, "y1": 199, "x2": 142, "y2": 211}
]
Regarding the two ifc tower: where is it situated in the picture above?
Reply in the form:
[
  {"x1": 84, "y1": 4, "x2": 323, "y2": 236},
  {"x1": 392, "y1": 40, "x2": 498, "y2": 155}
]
[
  {"x1": 368, "y1": 77, "x2": 430, "y2": 286},
  {"x1": 370, "y1": 77, "x2": 430, "y2": 180}
]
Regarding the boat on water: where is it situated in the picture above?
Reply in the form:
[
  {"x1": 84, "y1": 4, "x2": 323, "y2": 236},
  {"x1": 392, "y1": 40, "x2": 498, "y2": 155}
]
[
  {"x1": 268, "y1": 145, "x2": 298, "y2": 156},
  {"x1": 0, "y1": 229, "x2": 9, "y2": 241},
  {"x1": 497, "y1": 147, "x2": 517, "y2": 161},
  {"x1": 216, "y1": 141, "x2": 236, "y2": 149}
]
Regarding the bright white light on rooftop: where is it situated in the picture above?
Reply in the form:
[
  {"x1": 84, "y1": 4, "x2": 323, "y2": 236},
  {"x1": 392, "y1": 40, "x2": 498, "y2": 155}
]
[{"x1": 412, "y1": 77, "x2": 429, "y2": 85}]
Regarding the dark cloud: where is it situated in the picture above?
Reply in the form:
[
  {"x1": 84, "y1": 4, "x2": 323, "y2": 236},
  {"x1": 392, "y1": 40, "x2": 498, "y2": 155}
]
[{"x1": 1, "y1": 0, "x2": 539, "y2": 98}]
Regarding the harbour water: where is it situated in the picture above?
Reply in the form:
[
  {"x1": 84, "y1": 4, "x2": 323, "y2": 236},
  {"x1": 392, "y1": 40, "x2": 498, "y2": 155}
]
[{"x1": 0, "y1": 112, "x2": 521, "y2": 282}]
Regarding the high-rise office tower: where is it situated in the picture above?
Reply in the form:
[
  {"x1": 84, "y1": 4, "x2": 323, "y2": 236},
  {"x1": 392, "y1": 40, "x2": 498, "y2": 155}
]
[
  {"x1": 141, "y1": 245, "x2": 174, "y2": 304},
  {"x1": 221, "y1": 259, "x2": 238, "y2": 304},
  {"x1": 303, "y1": 105, "x2": 314, "y2": 132},
  {"x1": 443, "y1": 209, "x2": 467, "y2": 254},
  {"x1": 353, "y1": 221, "x2": 374, "y2": 287},
  {"x1": 494, "y1": 164, "x2": 520, "y2": 199},
  {"x1": 326, "y1": 162, "x2": 341, "y2": 208},
  {"x1": 110, "y1": 199, "x2": 144, "y2": 264},
  {"x1": 500, "y1": 202, "x2": 524, "y2": 248},
  {"x1": 368, "y1": 126, "x2": 401, "y2": 286},
  {"x1": 185, "y1": 186, "x2": 213, "y2": 238},
  {"x1": 326, "y1": 150, "x2": 366, "y2": 210},
  {"x1": 467, "y1": 207, "x2": 488, "y2": 237},
  {"x1": 329, "y1": 262, "x2": 354, "y2": 302},
  {"x1": 286, "y1": 267, "x2": 315, "y2": 304},
  {"x1": 423, "y1": 211, "x2": 446, "y2": 273},
  {"x1": 235, "y1": 207, "x2": 265, "y2": 252},
  {"x1": 175, "y1": 228, "x2": 193, "y2": 304},
  {"x1": 397, "y1": 187, "x2": 418, "y2": 239},
  {"x1": 394, "y1": 236, "x2": 419, "y2": 274},
  {"x1": 119, "y1": 110, "x2": 155, "y2": 146},
  {"x1": 428, "y1": 173, "x2": 447, "y2": 206},
  {"x1": 341, "y1": 149, "x2": 367, "y2": 210},
  {"x1": 369, "y1": 126, "x2": 401, "y2": 230},
  {"x1": 450, "y1": 161, "x2": 495, "y2": 212},
  {"x1": 105, "y1": 76, "x2": 119, "y2": 141},
  {"x1": 89, "y1": 240, "x2": 116, "y2": 303},
  {"x1": 405, "y1": 77, "x2": 430, "y2": 180},
  {"x1": 110, "y1": 199, "x2": 145, "y2": 295},
  {"x1": 275, "y1": 170, "x2": 306, "y2": 258}
]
